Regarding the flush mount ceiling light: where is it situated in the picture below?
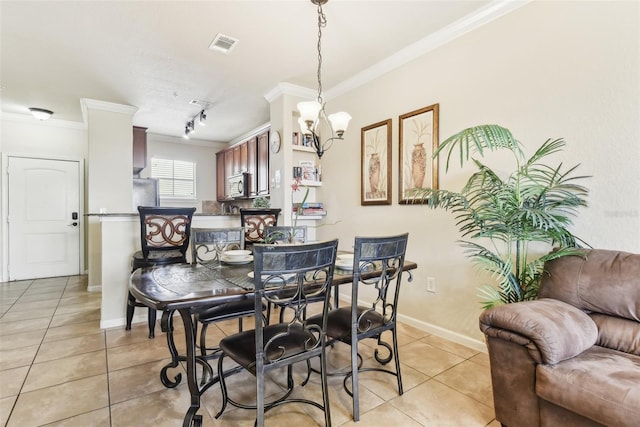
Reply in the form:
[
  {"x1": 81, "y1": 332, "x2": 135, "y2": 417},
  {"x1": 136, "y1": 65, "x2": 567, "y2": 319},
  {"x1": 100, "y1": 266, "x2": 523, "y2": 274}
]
[
  {"x1": 29, "y1": 107, "x2": 53, "y2": 121},
  {"x1": 297, "y1": 0, "x2": 351, "y2": 159}
]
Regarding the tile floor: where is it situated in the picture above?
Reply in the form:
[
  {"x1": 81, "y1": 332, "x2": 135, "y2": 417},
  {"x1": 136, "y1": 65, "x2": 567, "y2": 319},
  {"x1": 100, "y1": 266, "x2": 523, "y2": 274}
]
[{"x1": 0, "y1": 275, "x2": 498, "y2": 426}]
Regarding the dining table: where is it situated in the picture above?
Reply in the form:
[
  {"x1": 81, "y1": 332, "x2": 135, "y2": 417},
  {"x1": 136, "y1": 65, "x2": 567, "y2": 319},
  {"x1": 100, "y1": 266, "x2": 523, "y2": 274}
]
[{"x1": 129, "y1": 253, "x2": 418, "y2": 427}]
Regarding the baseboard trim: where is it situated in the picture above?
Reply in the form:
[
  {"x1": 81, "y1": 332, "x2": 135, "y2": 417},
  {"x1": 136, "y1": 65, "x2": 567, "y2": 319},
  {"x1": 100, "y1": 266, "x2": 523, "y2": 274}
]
[
  {"x1": 339, "y1": 290, "x2": 487, "y2": 353},
  {"x1": 396, "y1": 313, "x2": 487, "y2": 353}
]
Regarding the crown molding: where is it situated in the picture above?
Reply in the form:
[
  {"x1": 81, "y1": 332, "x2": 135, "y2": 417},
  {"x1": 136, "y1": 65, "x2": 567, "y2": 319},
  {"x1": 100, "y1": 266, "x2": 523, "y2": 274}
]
[
  {"x1": 264, "y1": 82, "x2": 316, "y2": 103},
  {"x1": 324, "y1": 0, "x2": 530, "y2": 100},
  {"x1": 146, "y1": 132, "x2": 227, "y2": 148},
  {"x1": 1, "y1": 112, "x2": 86, "y2": 130},
  {"x1": 80, "y1": 98, "x2": 138, "y2": 124}
]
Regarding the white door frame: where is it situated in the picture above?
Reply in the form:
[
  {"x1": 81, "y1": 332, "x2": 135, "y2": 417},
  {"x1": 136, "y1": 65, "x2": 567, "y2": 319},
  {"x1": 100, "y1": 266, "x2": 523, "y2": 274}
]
[{"x1": 1, "y1": 153, "x2": 85, "y2": 282}]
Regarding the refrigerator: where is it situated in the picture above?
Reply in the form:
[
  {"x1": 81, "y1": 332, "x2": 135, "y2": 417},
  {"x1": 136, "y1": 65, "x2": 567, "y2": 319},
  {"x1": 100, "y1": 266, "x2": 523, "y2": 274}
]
[{"x1": 133, "y1": 178, "x2": 160, "y2": 209}]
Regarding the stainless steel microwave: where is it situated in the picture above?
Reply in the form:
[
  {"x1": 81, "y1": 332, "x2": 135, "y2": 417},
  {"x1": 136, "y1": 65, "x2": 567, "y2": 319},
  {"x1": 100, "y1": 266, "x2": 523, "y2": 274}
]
[{"x1": 227, "y1": 172, "x2": 250, "y2": 198}]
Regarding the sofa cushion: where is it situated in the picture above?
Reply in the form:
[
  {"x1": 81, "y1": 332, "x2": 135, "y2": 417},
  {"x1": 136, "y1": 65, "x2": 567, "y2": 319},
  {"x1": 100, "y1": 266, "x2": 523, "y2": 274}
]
[
  {"x1": 480, "y1": 299, "x2": 597, "y2": 365},
  {"x1": 590, "y1": 313, "x2": 640, "y2": 356},
  {"x1": 539, "y1": 249, "x2": 640, "y2": 321},
  {"x1": 536, "y1": 346, "x2": 640, "y2": 427}
]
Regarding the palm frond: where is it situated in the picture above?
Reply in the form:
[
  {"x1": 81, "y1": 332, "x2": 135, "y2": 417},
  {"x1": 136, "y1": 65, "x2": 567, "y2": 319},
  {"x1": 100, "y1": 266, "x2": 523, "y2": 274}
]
[{"x1": 435, "y1": 124, "x2": 524, "y2": 171}]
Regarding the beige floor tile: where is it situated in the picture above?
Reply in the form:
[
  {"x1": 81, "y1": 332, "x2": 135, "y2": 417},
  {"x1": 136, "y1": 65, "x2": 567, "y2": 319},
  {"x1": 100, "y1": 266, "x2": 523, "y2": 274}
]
[
  {"x1": 0, "y1": 395, "x2": 18, "y2": 426},
  {"x1": 110, "y1": 384, "x2": 221, "y2": 427},
  {"x1": 106, "y1": 321, "x2": 160, "y2": 348},
  {"x1": 50, "y1": 308, "x2": 101, "y2": 328},
  {"x1": 0, "y1": 328, "x2": 46, "y2": 350},
  {"x1": 20, "y1": 287, "x2": 63, "y2": 298},
  {"x1": 107, "y1": 336, "x2": 176, "y2": 371},
  {"x1": 356, "y1": 360, "x2": 429, "y2": 401},
  {"x1": 109, "y1": 358, "x2": 180, "y2": 404},
  {"x1": 400, "y1": 340, "x2": 466, "y2": 377},
  {"x1": 0, "y1": 366, "x2": 29, "y2": 398},
  {"x1": 22, "y1": 350, "x2": 107, "y2": 393},
  {"x1": 435, "y1": 359, "x2": 494, "y2": 408},
  {"x1": 389, "y1": 379, "x2": 494, "y2": 426},
  {"x1": 54, "y1": 299, "x2": 101, "y2": 316},
  {"x1": 0, "y1": 344, "x2": 39, "y2": 370},
  {"x1": 0, "y1": 317, "x2": 50, "y2": 336},
  {"x1": 41, "y1": 407, "x2": 111, "y2": 427},
  {"x1": 0, "y1": 307, "x2": 56, "y2": 323},
  {"x1": 7, "y1": 299, "x2": 59, "y2": 313},
  {"x1": 7, "y1": 374, "x2": 109, "y2": 426},
  {"x1": 469, "y1": 351, "x2": 491, "y2": 368},
  {"x1": 421, "y1": 334, "x2": 480, "y2": 359},
  {"x1": 58, "y1": 294, "x2": 101, "y2": 306},
  {"x1": 0, "y1": 289, "x2": 28, "y2": 300},
  {"x1": 43, "y1": 320, "x2": 102, "y2": 342},
  {"x1": 34, "y1": 332, "x2": 105, "y2": 363},
  {"x1": 339, "y1": 401, "x2": 423, "y2": 427}
]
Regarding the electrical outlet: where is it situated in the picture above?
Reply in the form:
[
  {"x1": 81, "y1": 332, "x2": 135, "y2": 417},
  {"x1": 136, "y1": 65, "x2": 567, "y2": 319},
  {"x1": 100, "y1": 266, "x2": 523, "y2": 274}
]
[{"x1": 426, "y1": 277, "x2": 436, "y2": 293}]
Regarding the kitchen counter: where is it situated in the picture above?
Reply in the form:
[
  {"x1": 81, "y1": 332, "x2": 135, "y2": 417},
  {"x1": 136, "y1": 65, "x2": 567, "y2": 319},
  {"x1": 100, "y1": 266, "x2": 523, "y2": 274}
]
[{"x1": 92, "y1": 213, "x2": 243, "y2": 329}]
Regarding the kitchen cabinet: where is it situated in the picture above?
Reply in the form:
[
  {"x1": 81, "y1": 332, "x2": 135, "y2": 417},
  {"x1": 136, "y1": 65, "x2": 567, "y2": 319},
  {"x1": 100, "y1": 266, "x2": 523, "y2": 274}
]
[
  {"x1": 216, "y1": 152, "x2": 226, "y2": 200},
  {"x1": 132, "y1": 126, "x2": 147, "y2": 175},
  {"x1": 216, "y1": 128, "x2": 270, "y2": 201},
  {"x1": 256, "y1": 130, "x2": 269, "y2": 195},
  {"x1": 246, "y1": 136, "x2": 258, "y2": 195}
]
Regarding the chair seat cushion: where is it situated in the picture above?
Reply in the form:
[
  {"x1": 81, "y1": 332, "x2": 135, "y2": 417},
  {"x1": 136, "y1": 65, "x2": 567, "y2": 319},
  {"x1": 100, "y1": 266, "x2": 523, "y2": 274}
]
[
  {"x1": 220, "y1": 323, "x2": 319, "y2": 374},
  {"x1": 307, "y1": 306, "x2": 385, "y2": 340},
  {"x1": 195, "y1": 299, "x2": 264, "y2": 323},
  {"x1": 536, "y1": 346, "x2": 640, "y2": 427}
]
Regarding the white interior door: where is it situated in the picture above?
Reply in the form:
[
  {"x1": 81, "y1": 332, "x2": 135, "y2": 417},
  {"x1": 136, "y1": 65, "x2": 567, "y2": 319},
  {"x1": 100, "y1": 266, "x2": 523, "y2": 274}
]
[{"x1": 7, "y1": 157, "x2": 81, "y2": 280}]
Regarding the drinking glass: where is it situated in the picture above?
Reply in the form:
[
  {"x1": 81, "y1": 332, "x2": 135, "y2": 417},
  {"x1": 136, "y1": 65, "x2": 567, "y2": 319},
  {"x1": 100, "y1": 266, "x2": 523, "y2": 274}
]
[{"x1": 213, "y1": 235, "x2": 227, "y2": 268}]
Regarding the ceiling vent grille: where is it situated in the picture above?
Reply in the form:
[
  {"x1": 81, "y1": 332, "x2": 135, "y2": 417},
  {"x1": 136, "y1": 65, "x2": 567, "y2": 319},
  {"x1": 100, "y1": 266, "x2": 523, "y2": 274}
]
[{"x1": 208, "y1": 33, "x2": 239, "y2": 54}]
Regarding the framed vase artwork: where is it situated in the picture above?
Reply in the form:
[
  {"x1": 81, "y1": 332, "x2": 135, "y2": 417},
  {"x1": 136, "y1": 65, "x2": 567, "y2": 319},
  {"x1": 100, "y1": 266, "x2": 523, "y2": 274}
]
[
  {"x1": 361, "y1": 119, "x2": 392, "y2": 205},
  {"x1": 399, "y1": 103, "x2": 439, "y2": 204}
]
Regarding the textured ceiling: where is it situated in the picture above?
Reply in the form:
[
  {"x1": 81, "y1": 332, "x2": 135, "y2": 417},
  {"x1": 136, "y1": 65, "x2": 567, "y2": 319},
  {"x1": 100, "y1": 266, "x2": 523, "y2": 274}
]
[{"x1": 1, "y1": 0, "x2": 499, "y2": 143}]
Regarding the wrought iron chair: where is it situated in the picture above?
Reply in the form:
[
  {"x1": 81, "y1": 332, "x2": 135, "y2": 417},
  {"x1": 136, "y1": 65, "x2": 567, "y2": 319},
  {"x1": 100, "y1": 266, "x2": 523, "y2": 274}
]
[
  {"x1": 239, "y1": 208, "x2": 281, "y2": 249},
  {"x1": 215, "y1": 240, "x2": 339, "y2": 427},
  {"x1": 127, "y1": 206, "x2": 196, "y2": 338},
  {"x1": 188, "y1": 227, "x2": 267, "y2": 375},
  {"x1": 264, "y1": 225, "x2": 308, "y2": 244},
  {"x1": 191, "y1": 227, "x2": 244, "y2": 264},
  {"x1": 306, "y1": 233, "x2": 409, "y2": 421}
]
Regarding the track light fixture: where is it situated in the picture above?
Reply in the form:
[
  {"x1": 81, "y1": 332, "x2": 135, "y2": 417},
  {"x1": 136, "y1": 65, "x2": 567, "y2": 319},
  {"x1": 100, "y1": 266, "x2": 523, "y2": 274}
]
[{"x1": 183, "y1": 109, "x2": 207, "y2": 139}]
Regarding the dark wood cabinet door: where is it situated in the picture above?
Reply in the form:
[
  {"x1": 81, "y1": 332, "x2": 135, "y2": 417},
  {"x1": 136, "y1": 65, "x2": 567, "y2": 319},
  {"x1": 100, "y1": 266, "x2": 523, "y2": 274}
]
[
  {"x1": 224, "y1": 149, "x2": 234, "y2": 190},
  {"x1": 216, "y1": 152, "x2": 226, "y2": 201},
  {"x1": 247, "y1": 137, "x2": 258, "y2": 195},
  {"x1": 132, "y1": 126, "x2": 147, "y2": 174},
  {"x1": 257, "y1": 130, "x2": 269, "y2": 195}
]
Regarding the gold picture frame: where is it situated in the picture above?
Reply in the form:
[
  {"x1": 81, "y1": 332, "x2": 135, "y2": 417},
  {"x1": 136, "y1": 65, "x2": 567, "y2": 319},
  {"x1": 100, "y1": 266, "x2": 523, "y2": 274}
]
[
  {"x1": 399, "y1": 103, "x2": 439, "y2": 204},
  {"x1": 361, "y1": 119, "x2": 392, "y2": 205}
]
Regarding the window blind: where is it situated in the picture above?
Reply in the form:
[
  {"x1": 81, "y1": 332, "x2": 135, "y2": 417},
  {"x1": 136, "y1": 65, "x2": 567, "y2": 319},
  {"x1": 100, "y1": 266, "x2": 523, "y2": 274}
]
[{"x1": 151, "y1": 158, "x2": 196, "y2": 198}]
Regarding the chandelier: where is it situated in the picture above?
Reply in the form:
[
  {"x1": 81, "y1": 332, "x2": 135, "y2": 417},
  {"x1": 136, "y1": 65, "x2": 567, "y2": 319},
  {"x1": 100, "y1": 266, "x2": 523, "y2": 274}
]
[{"x1": 297, "y1": 0, "x2": 351, "y2": 159}]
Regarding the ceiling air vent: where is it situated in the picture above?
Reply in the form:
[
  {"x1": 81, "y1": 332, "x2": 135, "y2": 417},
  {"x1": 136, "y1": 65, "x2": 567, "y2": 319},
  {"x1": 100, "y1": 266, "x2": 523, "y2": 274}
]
[{"x1": 208, "y1": 33, "x2": 239, "y2": 54}]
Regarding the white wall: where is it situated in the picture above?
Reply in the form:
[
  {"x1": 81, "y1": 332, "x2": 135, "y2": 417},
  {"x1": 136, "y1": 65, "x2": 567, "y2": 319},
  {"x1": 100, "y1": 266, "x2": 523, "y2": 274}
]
[
  {"x1": 0, "y1": 116, "x2": 88, "y2": 276},
  {"x1": 317, "y1": 1, "x2": 640, "y2": 344},
  {"x1": 142, "y1": 134, "x2": 225, "y2": 212}
]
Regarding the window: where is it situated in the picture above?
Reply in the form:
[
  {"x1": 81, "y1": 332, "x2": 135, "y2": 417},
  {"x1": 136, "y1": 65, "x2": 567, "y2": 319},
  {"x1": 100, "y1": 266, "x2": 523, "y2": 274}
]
[{"x1": 151, "y1": 158, "x2": 196, "y2": 199}]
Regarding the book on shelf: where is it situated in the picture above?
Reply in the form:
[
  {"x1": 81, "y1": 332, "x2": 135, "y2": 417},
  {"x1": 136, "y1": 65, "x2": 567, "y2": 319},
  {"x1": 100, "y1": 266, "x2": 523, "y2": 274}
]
[
  {"x1": 293, "y1": 202, "x2": 327, "y2": 216},
  {"x1": 292, "y1": 132, "x2": 301, "y2": 146}
]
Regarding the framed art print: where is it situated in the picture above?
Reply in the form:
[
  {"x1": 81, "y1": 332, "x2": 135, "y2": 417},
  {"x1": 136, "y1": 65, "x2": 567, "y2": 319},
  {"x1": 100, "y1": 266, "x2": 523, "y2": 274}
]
[
  {"x1": 361, "y1": 119, "x2": 392, "y2": 205},
  {"x1": 399, "y1": 103, "x2": 439, "y2": 204}
]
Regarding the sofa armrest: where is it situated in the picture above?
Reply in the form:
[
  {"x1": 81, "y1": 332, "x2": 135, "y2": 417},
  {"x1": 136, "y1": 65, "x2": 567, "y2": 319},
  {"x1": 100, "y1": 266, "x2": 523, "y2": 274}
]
[{"x1": 480, "y1": 298, "x2": 598, "y2": 365}]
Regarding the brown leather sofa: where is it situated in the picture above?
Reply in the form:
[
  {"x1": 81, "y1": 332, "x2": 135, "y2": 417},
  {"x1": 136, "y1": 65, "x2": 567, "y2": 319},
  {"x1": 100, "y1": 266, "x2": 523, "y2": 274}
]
[{"x1": 480, "y1": 249, "x2": 640, "y2": 427}]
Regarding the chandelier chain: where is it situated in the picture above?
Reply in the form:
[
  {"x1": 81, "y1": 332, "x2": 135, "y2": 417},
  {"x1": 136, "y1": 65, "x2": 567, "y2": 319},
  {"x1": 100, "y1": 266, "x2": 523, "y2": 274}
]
[{"x1": 316, "y1": 2, "x2": 327, "y2": 105}]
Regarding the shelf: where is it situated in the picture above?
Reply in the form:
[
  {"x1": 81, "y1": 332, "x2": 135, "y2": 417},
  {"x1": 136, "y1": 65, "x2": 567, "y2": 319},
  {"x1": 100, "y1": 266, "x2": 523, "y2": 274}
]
[
  {"x1": 292, "y1": 145, "x2": 316, "y2": 153},
  {"x1": 300, "y1": 180, "x2": 322, "y2": 187}
]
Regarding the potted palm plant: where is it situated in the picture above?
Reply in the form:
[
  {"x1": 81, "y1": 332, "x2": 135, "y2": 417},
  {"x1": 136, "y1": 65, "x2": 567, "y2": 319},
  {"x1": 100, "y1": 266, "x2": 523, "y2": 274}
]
[{"x1": 410, "y1": 124, "x2": 589, "y2": 308}]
